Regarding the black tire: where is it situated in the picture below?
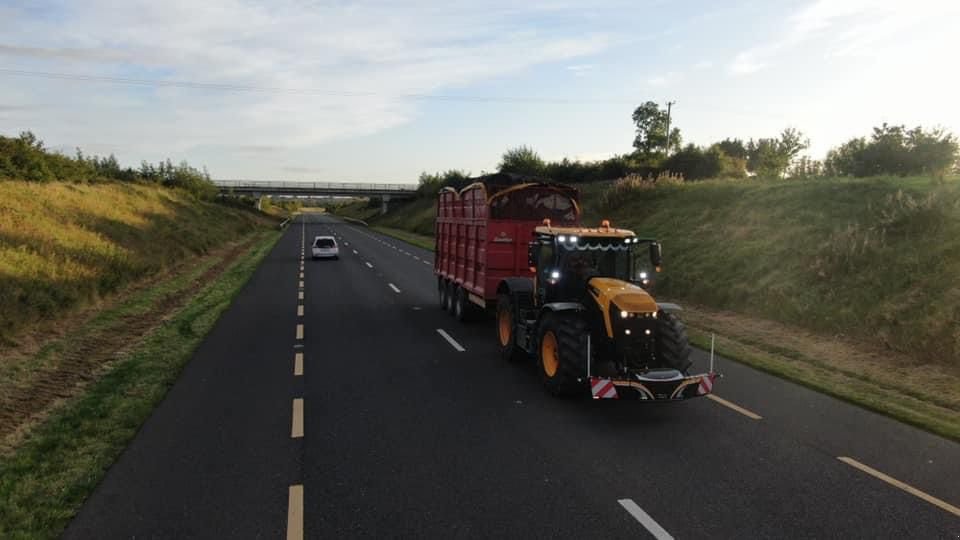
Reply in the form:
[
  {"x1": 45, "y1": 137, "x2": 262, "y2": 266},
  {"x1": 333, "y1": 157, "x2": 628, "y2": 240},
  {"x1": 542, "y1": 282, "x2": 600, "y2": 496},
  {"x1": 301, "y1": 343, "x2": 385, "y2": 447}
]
[
  {"x1": 454, "y1": 286, "x2": 471, "y2": 322},
  {"x1": 537, "y1": 312, "x2": 589, "y2": 396},
  {"x1": 656, "y1": 311, "x2": 693, "y2": 373},
  {"x1": 496, "y1": 293, "x2": 526, "y2": 362},
  {"x1": 444, "y1": 282, "x2": 456, "y2": 314}
]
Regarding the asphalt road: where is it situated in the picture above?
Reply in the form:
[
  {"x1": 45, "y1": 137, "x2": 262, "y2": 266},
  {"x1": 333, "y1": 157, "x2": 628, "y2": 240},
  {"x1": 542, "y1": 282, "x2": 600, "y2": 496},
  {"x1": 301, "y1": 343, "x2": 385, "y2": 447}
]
[{"x1": 66, "y1": 213, "x2": 960, "y2": 539}]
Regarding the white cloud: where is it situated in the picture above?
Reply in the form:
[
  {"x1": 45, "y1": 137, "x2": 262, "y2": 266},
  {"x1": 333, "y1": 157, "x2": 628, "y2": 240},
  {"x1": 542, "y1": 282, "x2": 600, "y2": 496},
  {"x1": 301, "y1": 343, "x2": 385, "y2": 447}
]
[
  {"x1": 726, "y1": 0, "x2": 960, "y2": 75},
  {"x1": 0, "y1": 0, "x2": 613, "y2": 162}
]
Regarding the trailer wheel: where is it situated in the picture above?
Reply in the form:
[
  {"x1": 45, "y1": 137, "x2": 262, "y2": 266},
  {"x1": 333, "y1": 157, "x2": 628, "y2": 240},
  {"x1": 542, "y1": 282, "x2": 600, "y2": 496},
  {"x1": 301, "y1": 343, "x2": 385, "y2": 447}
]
[
  {"x1": 537, "y1": 312, "x2": 588, "y2": 396},
  {"x1": 656, "y1": 311, "x2": 692, "y2": 373},
  {"x1": 454, "y1": 286, "x2": 474, "y2": 322},
  {"x1": 443, "y1": 281, "x2": 455, "y2": 313},
  {"x1": 496, "y1": 294, "x2": 525, "y2": 362}
]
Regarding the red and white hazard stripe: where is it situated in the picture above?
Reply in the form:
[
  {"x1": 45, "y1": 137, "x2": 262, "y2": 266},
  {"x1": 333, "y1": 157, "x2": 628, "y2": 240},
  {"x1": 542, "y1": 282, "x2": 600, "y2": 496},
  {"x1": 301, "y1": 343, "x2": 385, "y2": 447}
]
[
  {"x1": 697, "y1": 374, "x2": 716, "y2": 395},
  {"x1": 590, "y1": 377, "x2": 618, "y2": 399}
]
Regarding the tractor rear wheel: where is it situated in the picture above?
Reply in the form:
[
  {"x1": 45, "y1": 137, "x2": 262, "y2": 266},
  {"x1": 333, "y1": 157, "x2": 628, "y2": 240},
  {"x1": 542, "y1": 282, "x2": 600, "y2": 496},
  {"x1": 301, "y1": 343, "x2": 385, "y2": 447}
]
[
  {"x1": 656, "y1": 311, "x2": 692, "y2": 373},
  {"x1": 496, "y1": 294, "x2": 525, "y2": 362},
  {"x1": 537, "y1": 312, "x2": 589, "y2": 396}
]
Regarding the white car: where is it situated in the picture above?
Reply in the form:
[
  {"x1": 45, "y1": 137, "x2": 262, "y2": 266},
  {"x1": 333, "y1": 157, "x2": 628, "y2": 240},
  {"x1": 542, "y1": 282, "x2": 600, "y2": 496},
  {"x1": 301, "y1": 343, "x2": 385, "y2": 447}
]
[{"x1": 311, "y1": 236, "x2": 339, "y2": 259}]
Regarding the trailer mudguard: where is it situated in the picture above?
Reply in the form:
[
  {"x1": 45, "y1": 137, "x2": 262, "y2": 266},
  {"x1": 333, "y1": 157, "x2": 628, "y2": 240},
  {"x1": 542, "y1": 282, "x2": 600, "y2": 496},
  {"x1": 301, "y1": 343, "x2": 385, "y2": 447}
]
[{"x1": 496, "y1": 277, "x2": 534, "y2": 296}]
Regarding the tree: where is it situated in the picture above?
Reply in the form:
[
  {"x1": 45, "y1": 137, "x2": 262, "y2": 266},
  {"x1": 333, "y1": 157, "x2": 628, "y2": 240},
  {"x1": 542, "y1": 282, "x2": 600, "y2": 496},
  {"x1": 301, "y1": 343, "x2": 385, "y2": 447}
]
[
  {"x1": 416, "y1": 169, "x2": 470, "y2": 196},
  {"x1": 661, "y1": 144, "x2": 747, "y2": 180},
  {"x1": 746, "y1": 128, "x2": 809, "y2": 178},
  {"x1": 715, "y1": 138, "x2": 748, "y2": 160},
  {"x1": 498, "y1": 146, "x2": 546, "y2": 176},
  {"x1": 631, "y1": 101, "x2": 681, "y2": 157},
  {"x1": 824, "y1": 124, "x2": 958, "y2": 178}
]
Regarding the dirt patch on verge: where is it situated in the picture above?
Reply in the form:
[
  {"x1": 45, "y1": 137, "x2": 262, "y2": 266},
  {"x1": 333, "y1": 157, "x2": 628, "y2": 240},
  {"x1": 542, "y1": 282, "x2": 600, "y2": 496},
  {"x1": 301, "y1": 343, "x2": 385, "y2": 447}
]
[{"x1": 0, "y1": 235, "x2": 260, "y2": 454}]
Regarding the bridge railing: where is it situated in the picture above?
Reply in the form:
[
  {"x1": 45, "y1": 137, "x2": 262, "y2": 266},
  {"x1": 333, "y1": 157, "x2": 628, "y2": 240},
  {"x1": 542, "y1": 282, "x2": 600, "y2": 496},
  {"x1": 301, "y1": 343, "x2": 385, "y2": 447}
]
[{"x1": 213, "y1": 180, "x2": 418, "y2": 192}]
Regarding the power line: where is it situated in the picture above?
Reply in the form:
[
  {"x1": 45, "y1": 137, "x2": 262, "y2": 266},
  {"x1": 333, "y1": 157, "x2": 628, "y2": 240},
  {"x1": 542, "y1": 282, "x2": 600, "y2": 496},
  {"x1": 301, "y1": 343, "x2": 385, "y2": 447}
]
[{"x1": 0, "y1": 67, "x2": 636, "y2": 105}]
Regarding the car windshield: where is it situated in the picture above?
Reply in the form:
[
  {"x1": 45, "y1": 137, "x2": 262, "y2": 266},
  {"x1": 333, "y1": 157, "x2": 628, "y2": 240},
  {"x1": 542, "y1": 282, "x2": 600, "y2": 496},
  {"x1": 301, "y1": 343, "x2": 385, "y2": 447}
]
[
  {"x1": 558, "y1": 238, "x2": 631, "y2": 282},
  {"x1": 315, "y1": 239, "x2": 335, "y2": 248}
]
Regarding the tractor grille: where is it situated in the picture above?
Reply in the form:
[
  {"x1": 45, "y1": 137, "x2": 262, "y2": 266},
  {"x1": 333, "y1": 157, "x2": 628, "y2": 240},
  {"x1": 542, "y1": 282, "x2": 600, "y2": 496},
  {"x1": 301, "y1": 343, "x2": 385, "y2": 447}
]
[{"x1": 611, "y1": 313, "x2": 657, "y2": 371}]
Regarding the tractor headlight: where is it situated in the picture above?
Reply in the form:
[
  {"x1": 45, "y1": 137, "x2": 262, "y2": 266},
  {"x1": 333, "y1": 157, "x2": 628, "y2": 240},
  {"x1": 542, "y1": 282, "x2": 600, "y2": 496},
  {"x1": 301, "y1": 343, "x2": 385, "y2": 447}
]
[
  {"x1": 558, "y1": 235, "x2": 567, "y2": 242},
  {"x1": 551, "y1": 270, "x2": 560, "y2": 279},
  {"x1": 620, "y1": 310, "x2": 629, "y2": 319},
  {"x1": 568, "y1": 235, "x2": 578, "y2": 243},
  {"x1": 639, "y1": 271, "x2": 648, "y2": 280}
]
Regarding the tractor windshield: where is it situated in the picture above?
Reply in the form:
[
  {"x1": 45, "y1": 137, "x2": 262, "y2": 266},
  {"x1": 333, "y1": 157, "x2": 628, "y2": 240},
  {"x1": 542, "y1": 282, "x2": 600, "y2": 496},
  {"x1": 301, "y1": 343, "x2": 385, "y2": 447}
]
[{"x1": 558, "y1": 238, "x2": 632, "y2": 282}]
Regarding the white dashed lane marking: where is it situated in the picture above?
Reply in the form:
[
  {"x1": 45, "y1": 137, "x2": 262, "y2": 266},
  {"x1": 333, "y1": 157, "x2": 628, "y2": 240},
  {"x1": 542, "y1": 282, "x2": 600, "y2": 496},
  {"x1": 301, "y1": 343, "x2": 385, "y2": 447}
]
[
  {"x1": 618, "y1": 499, "x2": 674, "y2": 539},
  {"x1": 436, "y1": 329, "x2": 466, "y2": 352}
]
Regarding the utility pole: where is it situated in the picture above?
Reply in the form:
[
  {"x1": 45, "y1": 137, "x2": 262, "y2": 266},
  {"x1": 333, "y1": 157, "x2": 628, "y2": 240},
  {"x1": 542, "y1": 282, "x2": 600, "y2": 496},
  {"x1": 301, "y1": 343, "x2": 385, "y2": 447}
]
[{"x1": 664, "y1": 100, "x2": 676, "y2": 155}]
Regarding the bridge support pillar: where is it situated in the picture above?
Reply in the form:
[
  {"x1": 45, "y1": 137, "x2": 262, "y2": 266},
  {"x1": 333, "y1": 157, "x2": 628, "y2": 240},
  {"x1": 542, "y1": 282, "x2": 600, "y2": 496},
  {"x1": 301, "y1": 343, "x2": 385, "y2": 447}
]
[
  {"x1": 380, "y1": 194, "x2": 391, "y2": 215},
  {"x1": 253, "y1": 193, "x2": 263, "y2": 211}
]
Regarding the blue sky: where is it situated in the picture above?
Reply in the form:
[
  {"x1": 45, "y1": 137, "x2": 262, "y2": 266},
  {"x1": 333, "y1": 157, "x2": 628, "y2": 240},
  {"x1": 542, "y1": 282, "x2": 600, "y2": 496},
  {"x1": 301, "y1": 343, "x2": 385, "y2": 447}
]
[{"x1": 1, "y1": 0, "x2": 958, "y2": 182}]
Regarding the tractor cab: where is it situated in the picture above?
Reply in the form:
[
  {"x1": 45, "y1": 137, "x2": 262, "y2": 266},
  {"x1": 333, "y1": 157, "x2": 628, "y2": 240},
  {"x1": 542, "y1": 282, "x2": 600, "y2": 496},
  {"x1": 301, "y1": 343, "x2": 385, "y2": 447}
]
[{"x1": 528, "y1": 219, "x2": 662, "y2": 305}]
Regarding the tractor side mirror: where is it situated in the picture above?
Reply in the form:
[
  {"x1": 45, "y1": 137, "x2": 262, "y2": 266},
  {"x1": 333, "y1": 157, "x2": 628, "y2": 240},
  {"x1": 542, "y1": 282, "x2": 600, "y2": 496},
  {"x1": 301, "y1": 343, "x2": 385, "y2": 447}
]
[
  {"x1": 527, "y1": 242, "x2": 539, "y2": 269},
  {"x1": 649, "y1": 242, "x2": 663, "y2": 268}
]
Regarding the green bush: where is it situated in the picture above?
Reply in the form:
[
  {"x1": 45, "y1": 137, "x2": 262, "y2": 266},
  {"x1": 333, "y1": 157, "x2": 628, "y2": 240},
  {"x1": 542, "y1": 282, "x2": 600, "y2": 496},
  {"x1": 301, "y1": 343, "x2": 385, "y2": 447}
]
[{"x1": 0, "y1": 132, "x2": 218, "y2": 200}]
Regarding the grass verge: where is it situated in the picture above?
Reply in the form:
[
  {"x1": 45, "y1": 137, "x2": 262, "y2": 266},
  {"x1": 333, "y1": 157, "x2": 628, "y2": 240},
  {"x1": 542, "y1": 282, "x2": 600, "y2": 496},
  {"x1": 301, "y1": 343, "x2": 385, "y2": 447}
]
[
  {"x1": 682, "y1": 307, "x2": 959, "y2": 442},
  {"x1": 0, "y1": 230, "x2": 280, "y2": 539}
]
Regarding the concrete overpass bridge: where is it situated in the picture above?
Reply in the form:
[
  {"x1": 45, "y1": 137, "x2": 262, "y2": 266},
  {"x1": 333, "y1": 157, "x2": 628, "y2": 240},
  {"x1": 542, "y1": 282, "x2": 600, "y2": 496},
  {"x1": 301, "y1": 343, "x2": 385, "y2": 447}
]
[{"x1": 213, "y1": 180, "x2": 418, "y2": 213}]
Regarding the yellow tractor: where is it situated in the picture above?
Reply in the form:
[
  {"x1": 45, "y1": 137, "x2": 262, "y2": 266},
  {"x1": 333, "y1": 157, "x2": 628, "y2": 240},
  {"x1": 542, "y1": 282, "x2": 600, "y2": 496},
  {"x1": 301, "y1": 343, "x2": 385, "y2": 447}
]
[{"x1": 496, "y1": 219, "x2": 717, "y2": 400}]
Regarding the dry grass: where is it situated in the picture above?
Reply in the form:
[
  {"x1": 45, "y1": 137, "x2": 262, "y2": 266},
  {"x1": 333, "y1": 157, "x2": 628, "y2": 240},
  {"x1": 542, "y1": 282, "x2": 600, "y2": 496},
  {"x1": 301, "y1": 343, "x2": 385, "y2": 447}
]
[{"x1": 0, "y1": 181, "x2": 270, "y2": 342}]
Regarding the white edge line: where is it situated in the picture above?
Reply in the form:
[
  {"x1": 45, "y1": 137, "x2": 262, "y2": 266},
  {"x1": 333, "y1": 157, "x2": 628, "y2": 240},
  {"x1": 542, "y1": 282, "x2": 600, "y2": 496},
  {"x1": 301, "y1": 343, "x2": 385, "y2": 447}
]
[
  {"x1": 436, "y1": 328, "x2": 466, "y2": 352},
  {"x1": 389, "y1": 283, "x2": 401, "y2": 293},
  {"x1": 617, "y1": 499, "x2": 674, "y2": 540}
]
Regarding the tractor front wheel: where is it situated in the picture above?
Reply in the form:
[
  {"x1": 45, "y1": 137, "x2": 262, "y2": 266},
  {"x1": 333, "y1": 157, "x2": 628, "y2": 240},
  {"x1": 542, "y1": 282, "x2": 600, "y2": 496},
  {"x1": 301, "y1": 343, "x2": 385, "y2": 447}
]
[
  {"x1": 537, "y1": 312, "x2": 588, "y2": 396},
  {"x1": 656, "y1": 311, "x2": 692, "y2": 373}
]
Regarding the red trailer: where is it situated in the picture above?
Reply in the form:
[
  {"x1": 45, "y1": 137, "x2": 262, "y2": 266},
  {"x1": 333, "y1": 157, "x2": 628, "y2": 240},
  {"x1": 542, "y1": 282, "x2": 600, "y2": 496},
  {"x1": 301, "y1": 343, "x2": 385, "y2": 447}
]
[{"x1": 434, "y1": 174, "x2": 580, "y2": 319}]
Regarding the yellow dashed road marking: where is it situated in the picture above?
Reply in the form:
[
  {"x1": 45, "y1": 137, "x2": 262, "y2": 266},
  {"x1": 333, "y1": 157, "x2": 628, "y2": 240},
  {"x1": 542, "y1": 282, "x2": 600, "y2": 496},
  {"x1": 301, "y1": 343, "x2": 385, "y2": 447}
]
[
  {"x1": 286, "y1": 485, "x2": 303, "y2": 540},
  {"x1": 838, "y1": 457, "x2": 960, "y2": 517},
  {"x1": 291, "y1": 398, "x2": 304, "y2": 438},
  {"x1": 706, "y1": 394, "x2": 762, "y2": 420}
]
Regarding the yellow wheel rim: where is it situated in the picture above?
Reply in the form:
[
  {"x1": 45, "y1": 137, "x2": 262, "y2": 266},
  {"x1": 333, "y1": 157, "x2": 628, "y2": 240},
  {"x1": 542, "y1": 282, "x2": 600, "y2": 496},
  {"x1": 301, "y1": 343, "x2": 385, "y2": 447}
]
[
  {"x1": 541, "y1": 331, "x2": 559, "y2": 377},
  {"x1": 498, "y1": 309, "x2": 512, "y2": 346}
]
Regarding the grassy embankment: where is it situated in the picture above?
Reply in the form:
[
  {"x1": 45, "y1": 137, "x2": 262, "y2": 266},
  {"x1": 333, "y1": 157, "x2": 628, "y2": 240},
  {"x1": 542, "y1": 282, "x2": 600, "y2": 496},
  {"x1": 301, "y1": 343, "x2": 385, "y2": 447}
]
[
  {"x1": 0, "y1": 181, "x2": 281, "y2": 537},
  {"x1": 332, "y1": 176, "x2": 960, "y2": 440}
]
